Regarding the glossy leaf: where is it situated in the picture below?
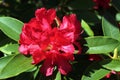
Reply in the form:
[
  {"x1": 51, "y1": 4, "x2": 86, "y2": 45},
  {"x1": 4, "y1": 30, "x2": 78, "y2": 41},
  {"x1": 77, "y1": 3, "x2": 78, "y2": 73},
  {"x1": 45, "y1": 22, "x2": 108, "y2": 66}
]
[
  {"x1": 81, "y1": 20, "x2": 94, "y2": 36},
  {"x1": 0, "y1": 54, "x2": 35, "y2": 79},
  {"x1": 116, "y1": 45, "x2": 120, "y2": 56},
  {"x1": 85, "y1": 36, "x2": 120, "y2": 54},
  {"x1": 55, "y1": 71, "x2": 61, "y2": 80},
  {"x1": 102, "y1": 13, "x2": 120, "y2": 41},
  {"x1": 116, "y1": 13, "x2": 120, "y2": 21},
  {"x1": 0, "y1": 17, "x2": 23, "y2": 41},
  {"x1": 81, "y1": 62, "x2": 110, "y2": 80},
  {"x1": 0, "y1": 43, "x2": 19, "y2": 55},
  {"x1": 100, "y1": 59, "x2": 120, "y2": 71}
]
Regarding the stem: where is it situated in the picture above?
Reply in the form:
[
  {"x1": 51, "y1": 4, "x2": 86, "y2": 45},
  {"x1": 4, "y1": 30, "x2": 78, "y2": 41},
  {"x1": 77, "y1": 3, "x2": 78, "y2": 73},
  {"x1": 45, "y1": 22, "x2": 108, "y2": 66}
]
[
  {"x1": 107, "y1": 54, "x2": 113, "y2": 59},
  {"x1": 112, "y1": 48, "x2": 118, "y2": 59}
]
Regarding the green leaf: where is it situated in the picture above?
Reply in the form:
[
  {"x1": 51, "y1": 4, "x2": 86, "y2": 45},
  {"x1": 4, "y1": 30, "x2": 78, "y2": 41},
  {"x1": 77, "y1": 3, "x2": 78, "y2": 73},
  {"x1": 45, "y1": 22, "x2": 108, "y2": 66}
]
[
  {"x1": 116, "y1": 45, "x2": 120, "y2": 56},
  {"x1": 55, "y1": 72, "x2": 61, "y2": 80},
  {"x1": 102, "y1": 13, "x2": 120, "y2": 41},
  {"x1": 0, "y1": 54, "x2": 35, "y2": 79},
  {"x1": 100, "y1": 59, "x2": 120, "y2": 71},
  {"x1": 116, "y1": 13, "x2": 120, "y2": 21},
  {"x1": 0, "y1": 43, "x2": 19, "y2": 55},
  {"x1": 81, "y1": 20, "x2": 94, "y2": 36},
  {"x1": 0, "y1": 17, "x2": 23, "y2": 41},
  {"x1": 33, "y1": 67, "x2": 39, "y2": 79},
  {"x1": 81, "y1": 62, "x2": 110, "y2": 80},
  {"x1": 85, "y1": 36, "x2": 120, "y2": 54},
  {"x1": 0, "y1": 37, "x2": 15, "y2": 47}
]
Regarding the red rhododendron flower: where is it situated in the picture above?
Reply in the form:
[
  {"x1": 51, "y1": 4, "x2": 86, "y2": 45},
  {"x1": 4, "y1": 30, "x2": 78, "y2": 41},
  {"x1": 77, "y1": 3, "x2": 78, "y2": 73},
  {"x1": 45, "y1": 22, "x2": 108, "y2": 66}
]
[
  {"x1": 93, "y1": 0, "x2": 110, "y2": 9},
  {"x1": 19, "y1": 8, "x2": 81, "y2": 76}
]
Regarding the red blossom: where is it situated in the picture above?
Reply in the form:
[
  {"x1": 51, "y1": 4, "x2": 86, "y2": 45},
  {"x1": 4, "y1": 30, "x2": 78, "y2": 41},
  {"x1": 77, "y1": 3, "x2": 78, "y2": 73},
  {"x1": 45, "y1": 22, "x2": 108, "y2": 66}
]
[
  {"x1": 93, "y1": 0, "x2": 110, "y2": 9},
  {"x1": 19, "y1": 8, "x2": 81, "y2": 76}
]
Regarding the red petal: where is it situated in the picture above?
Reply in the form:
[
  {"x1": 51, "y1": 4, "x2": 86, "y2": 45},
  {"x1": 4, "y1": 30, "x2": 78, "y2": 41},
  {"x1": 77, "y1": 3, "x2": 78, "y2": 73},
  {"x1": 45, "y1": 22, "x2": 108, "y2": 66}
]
[
  {"x1": 61, "y1": 44, "x2": 74, "y2": 54},
  {"x1": 56, "y1": 54, "x2": 72, "y2": 75},
  {"x1": 19, "y1": 44, "x2": 41, "y2": 55},
  {"x1": 73, "y1": 42, "x2": 82, "y2": 54},
  {"x1": 32, "y1": 50, "x2": 46, "y2": 64},
  {"x1": 35, "y1": 8, "x2": 56, "y2": 24},
  {"x1": 63, "y1": 53, "x2": 74, "y2": 61},
  {"x1": 19, "y1": 45, "x2": 29, "y2": 55},
  {"x1": 40, "y1": 54, "x2": 54, "y2": 76}
]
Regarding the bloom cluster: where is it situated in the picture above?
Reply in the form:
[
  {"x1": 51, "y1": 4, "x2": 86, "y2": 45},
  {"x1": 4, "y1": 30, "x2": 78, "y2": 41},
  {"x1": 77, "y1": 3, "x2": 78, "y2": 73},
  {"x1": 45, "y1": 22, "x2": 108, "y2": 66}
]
[{"x1": 19, "y1": 8, "x2": 82, "y2": 76}]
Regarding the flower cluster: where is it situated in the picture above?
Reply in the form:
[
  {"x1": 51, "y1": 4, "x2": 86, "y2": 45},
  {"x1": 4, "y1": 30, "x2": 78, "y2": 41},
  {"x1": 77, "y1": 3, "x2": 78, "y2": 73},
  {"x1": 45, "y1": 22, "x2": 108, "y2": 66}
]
[
  {"x1": 19, "y1": 8, "x2": 81, "y2": 76},
  {"x1": 93, "y1": 0, "x2": 110, "y2": 9}
]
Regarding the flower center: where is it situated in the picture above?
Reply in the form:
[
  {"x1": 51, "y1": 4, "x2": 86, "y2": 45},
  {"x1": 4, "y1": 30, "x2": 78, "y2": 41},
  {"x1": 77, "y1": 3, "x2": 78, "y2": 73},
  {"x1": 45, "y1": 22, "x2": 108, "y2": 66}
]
[{"x1": 44, "y1": 44, "x2": 52, "y2": 52}]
